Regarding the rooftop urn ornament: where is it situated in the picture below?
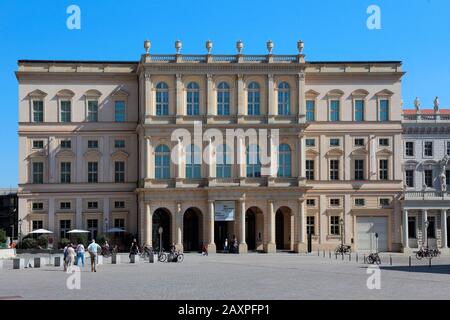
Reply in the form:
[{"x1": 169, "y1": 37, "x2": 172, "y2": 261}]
[
  {"x1": 206, "y1": 40, "x2": 212, "y2": 54},
  {"x1": 266, "y1": 40, "x2": 274, "y2": 54},
  {"x1": 144, "y1": 40, "x2": 151, "y2": 54},
  {"x1": 297, "y1": 40, "x2": 304, "y2": 54},
  {"x1": 414, "y1": 97, "x2": 421, "y2": 112},
  {"x1": 236, "y1": 40, "x2": 244, "y2": 54},
  {"x1": 434, "y1": 96, "x2": 440, "y2": 112},
  {"x1": 175, "y1": 40, "x2": 182, "y2": 54}
]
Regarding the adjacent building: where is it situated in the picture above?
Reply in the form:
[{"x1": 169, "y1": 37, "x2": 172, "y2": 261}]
[
  {"x1": 401, "y1": 102, "x2": 450, "y2": 254},
  {"x1": 17, "y1": 40, "x2": 405, "y2": 252},
  {"x1": 0, "y1": 188, "x2": 18, "y2": 239}
]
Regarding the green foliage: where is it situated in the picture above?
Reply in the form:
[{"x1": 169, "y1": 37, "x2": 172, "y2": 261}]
[
  {"x1": 95, "y1": 234, "x2": 109, "y2": 246},
  {"x1": 74, "y1": 233, "x2": 88, "y2": 246},
  {"x1": 58, "y1": 238, "x2": 71, "y2": 249},
  {"x1": 20, "y1": 238, "x2": 37, "y2": 249},
  {"x1": 36, "y1": 235, "x2": 49, "y2": 248},
  {"x1": 0, "y1": 229, "x2": 6, "y2": 244}
]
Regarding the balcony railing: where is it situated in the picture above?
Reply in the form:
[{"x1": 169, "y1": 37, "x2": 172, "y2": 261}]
[
  {"x1": 144, "y1": 54, "x2": 300, "y2": 64},
  {"x1": 402, "y1": 114, "x2": 450, "y2": 122},
  {"x1": 404, "y1": 190, "x2": 450, "y2": 200}
]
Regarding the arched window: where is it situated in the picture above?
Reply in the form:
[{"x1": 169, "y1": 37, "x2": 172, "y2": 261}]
[
  {"x1": 186, "y1": 144, "x2": 201, "y2": 179},
  {"x1": 277, "y1": 144, "x2": 292, "y2": 177},
  {"x1": 247, "y1": 82, "x2": 260, "y2": 116},
  {"x1": 217, "y1": 82, "x2": 230, "y2": 116},
  {"x1": 278, "y1": 82, "x2": 290, "y2": 115},
  {"x1": 186, "y1": 82, "x2": 200, "y2": 116},
  {"x1": 246, "y1": 145, "x2": 261, "y2": 178},
  {"x1": 216, "y1": 144, "x2": 231, "y2": 178},
  {"x1": 155, "y1": 145, "x2": 170, "y2": 179},
  {"x1": 155, "y1": 82, "x2": 169, "y2": 116}
]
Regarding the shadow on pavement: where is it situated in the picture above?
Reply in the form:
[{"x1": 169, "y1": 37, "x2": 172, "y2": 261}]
[{"x1": 378, "y1": 264, "x2": 450, "y2": 275}]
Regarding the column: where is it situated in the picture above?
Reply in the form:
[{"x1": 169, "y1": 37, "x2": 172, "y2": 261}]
[
  {"x1": 76, "y1": 136, "x2": 83, "y2": 183},
  {"x1": 76, "y1": 197, "x2": 82, "y2": 229},
  {"x1": 206, "y1": 74, "x2": 215, "y2": 116},
  {"x1": 48, "y1": 197, "x2": 55, "y2": 235},
  {"x1": 268, "y1": 74, "x2": 276, "y2": 116},
  {"x1": 175, "y1": 74, "x2": 184, "y2": 117},
  {"x1": 103, "y1": 197, "x2": 109, "y2": 233},
  {"x1": 144, "y1": 73, "x2": 153, "y2": 116},
  {"x1": 403, "y1": 210, "x2": 409, "y2": 249},
  {"x1": 441, "y1": 210, "x2": 447, "y2": 248},
  {"x1": 297, "y1": 134, "x2": 306, "y2": 180},
  {"x1": 298, "y1": 72, "x2": 306, "y2": 116},
  {"x1": 207, "y1": 200, "x2": 216, "y2": 253},
  {"x1": 239, "y1": 199, "x2": 248, "y2": 253},
  {"x1": 144, "y1": 203, "x2": 152, "y2": 247},
  {"x1": 175, "y1": 138, "x2": 185, "y2": 184},
  {"x1": 48, "y1": 136, "x2": 56, "y2": 183},
  {"x1": 175, "y1": 203, "x2": 183, "y2": 251},
  {"x1": 237, "y1": 136, "x2": 246, "y2": 180},
  {"x1": 207, "y1": 138, "x2": 215, "y2": 180},
  {"x1": 294, "y1": 199, "x2": 306, "y2": 253},
  {"x1": 423, "y1": 209, "x2": 428, "y2": 247},
  {"x1": 145, "y1": 136, "x2": 151, "y2": 180},
  {"x1": 265, "y1": 200, "x2": 276, "y2": 253},
  {"x1": 103, "y1": 136, "x2": 110, "y2": 182},
  {"x1": 237, "y1": 74, "x2": 246, "y2": 116}
]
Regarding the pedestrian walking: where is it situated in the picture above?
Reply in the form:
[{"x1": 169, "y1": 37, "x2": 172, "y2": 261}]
[
  {"x1": 224, "y1": 238, "x2": 228, "y2": 253},
  {"x1": 63, "y1": 244, "x2": 69, "y2": 271},
  {"x1": 87, "y1": 239, "x2": 101, "y2": 272},
  {"x1": 76, "y1": 243, "x2": 85, "y2": 268},
  {"x1": 129, "y1": 239, "x2": 140, "y2": 260},
  {"x1": 66, "y1": 244, "x2": 76, "y2": 268},
  {"x1": 202, "y1": 244, "x2": 208, "y2": 256}
]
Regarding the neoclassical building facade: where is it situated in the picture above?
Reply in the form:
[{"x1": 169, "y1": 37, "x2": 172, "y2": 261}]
[{"x1": 17, "y1": 41, "x2": 405, "y2": 253}]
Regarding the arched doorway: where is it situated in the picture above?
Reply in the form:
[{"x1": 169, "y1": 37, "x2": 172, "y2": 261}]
[
  {"x1": 183, "y1": 208, "x2": 203, "y2": 252},
  {"x1": 246, "y1": 207, "x2": 263, "y2": 251},
  {"x1": 276, "y1": 207, "x2": 292, "y2": 251},
  {"x1": 152, "y1": 208, "x2": 171, "y2": 251}
]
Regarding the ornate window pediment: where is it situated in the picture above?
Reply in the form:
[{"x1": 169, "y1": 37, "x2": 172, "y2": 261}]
[
  {"x1": 326, "y1": 89, "x2": 344, "y2": 97},
  {"x1": 84, "y1": 89, "x2": 102, "y2": 98},
  {"x1": 28, "y1": 89, "x2": 48, "y2": 98},
  {"x1": 351, "y1": 89, "x2": 369, "y2": 97},
  {"x1": 305, "y1": 89, "x2": 320, "y2": 97},
  {"x1": 56, "y1": 150, "x2": 76, "y2": 158},
  {"x1": 375, "y1": 89, "x2": 394, "y2": 97},
  {"x1": 111, "y1": 150, "x2": 129, "y2": 159},
  {"x1": 305, "y1": 149, "x2": 319, "y2": 156},
  {"x1": 83, "y1": 150, "x2": 102, "y2": 159},
  {"x1": 56, "y1": 89, "x2": 75, "y2": 98},
  {"x1": 326, "y1": 148, "x2": 344, "y2": 156},
  {"x1": 404, "y1": 160, "x2": 419, "y2": 170},
  {"x1": 27, "y1": 150, "x2": 46, "y2": 159},
  {"x1": 376, "y1": 148, "x2": 393, "y2": 156},
  {"x1": 351, "y1": 148, "x2": 368, "y2": 156},
  {"x1": 111, "y1": 88, "x2": 130, "y2": 97}
]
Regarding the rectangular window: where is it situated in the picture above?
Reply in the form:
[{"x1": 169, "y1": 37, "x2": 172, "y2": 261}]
[
  {"x1": 32, "y1": 140, "x2": 44, "y2": 149},
  {"x1": 405, "y1": 170, "x2": 414, "y2": 188},
  {"x1": 408, "y1": 216, "x2": 416, "y2": 238},
  {"x1": 379, "y1": 99, "x2": 389, "y2": 121},
  {"x1": 354, "y1": 100, "x2": 364, "y2": 121},
  {"x1": 61, "y1": 140, "x2": 71, "y2": 149},
  {"x1": 307, "y1": 216, "x2": 315, "y2": 236},
  {"x1": 88, "y1": 162, "x2": 98, "y2": 183},
  {"x1": 427, "y1": 217, "x2": 436, "y2": 239},
  {"x1": 33, "y1": 101, "x2": 44, "y2": 123},
  {"x1": 330, "y1": 198, "x2": 340, "y2": 206},
  {"x1": 330, "y1": 216, "x2": 340, "y2": 235},
  {"x1": 60, "y1": 101, "x2": 71, "y2": 123},
  {"x1": 354, "y1": 159, "x2": 365, "y2": 181},
  {"x1": 60, "y1": 220, "x2": 71, "y2": 239},
  {"x1": 87, "y1": 219, "x2": 98, "y2": 241},
  {"x1": 447, "y1": 170, "x2": 450, "y2": 187},
  {"x1": 60, "y1": 162, "x2": 71, "y2": 183},
  {"x1": 32, "y1": 220, "x2": 43, "y2": 231},
  {"x1": 447, "y1": 142, "x2": 450, "y2": 156},
  {"x1": 405, "y1": 142, "x2": 414, "y2": 157},
  {"x1": 305, "y1": 139, "x2": 316, "y2": 147},
  {"x1": 114, "y1": 201, "x2": 125, "y2": 209},
  {"x1": 306, "y1": 199, "x2": 316, "y2": 207},
  {"x1": 330, "y1": 138, "x2": 340, "y2": 147},
  {"x1": 32, "y1": 202, "x2": 44, "y2": 211},
  {"x1": 354, "y1": 139, "x2": 365, "y2": 147},
  {"x1": 424, "y1": 170, "x2": 433, "y2": 188},
  {"x1": 115, "y1": 161, "x2": 125, "y2": 183},
  {"x1": 115, "y1": 101, "x2": 126, "y2": 122},
  {"x1": 330, "y1": 160, "x2": 339, "y2": 180},
  {"x1": 87, "y1": 201, "x2": 98, "y2": 209},
  {"x1": 306, "y1": 160, "x2": 315, "y2": 180},
  {"x1": 114, "y1": 140, "x2": 125, "y2": 149},
  {"x1": 60, "y1": 202, "x2": 71, "y2": 210},
  {"x1": 379, "y1": 198, "x2": 390, "y2": 207},
  {"x1": 114, "y1": 218, "x2": 125, "y2": 229},
  {"x1": 355, "y1": 198, "x2": 365, "y2": 207},
  {"x1": 379, "y1": 138, "x2": 389, "y2": 147},
  {"x1": 87, "y1": 100, "x2": 99, "y2": 122},
  {"x1": 306, "y1": 100, "x2": 315, "y2": 122},
  {"x1": 424, "y1": 141, "x2": 433, "y2": 157},
  {"x1": 32, "y1": 162, "x2": 44, "y2": 184},
  {"x1": 379, "y1": 159, "x2": 389, "y2": 180},
  {"x1": 330, "y1": 100, "x2": 340, "y2": 121},
  {"x1": 88, "y1": 140, "x2": 98, "y2": 149}
]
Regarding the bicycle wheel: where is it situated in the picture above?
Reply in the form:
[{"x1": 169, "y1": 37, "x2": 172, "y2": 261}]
[
  {"x1": 177, "y1": 254, "x2": 184, "y2": 263},
  {"x1": 158, "y1": 253, "x2": 167, "y2": 262},
  {"x1": 367, "y1": 255, "x2": 374, "y2": 264},
  {"x1": 375, "y1": 255, "x2": 381, "y2": 265},
  {"x1": 416, "y1": 252, "x2": 423, "y2": 260}
]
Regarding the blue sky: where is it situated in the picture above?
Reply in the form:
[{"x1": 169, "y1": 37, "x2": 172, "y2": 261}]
[{"x1": 0, "y1": 0, "x2": 449, "y2": 187}]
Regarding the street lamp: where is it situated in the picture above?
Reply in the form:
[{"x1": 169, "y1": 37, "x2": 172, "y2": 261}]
[
  {"x1": 424, "y1": 219, "x2": 430, "y2": 248},
  {"x1": 18, "y1": 218, "x2": 23, "y2": 244},
  {"x1": 339, "y1": 218, "x2": 345, "y2": 248},
  {"x1": 158, "y1": 226, "x2": 163, "y2": 253}
]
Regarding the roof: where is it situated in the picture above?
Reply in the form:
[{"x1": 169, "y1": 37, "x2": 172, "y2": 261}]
[{"x1": 403, "y1": 109, "x2": 450, "y2": 115}]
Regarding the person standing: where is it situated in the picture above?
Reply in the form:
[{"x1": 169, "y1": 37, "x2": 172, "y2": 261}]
[
  {"x1": 66, "y1": 244, "x2": 76, "y2": 268},
  {"x1": 224, "y1": 238, "x2": 228, "y2": 253},
  {"x1": 76, "y1": 243, "x2": 85, "y2": 269},
  {"x1": 129, "y1": 239, "x2": 139, "y2": 260},
  {"x1": 63, "y1": 244, "x2": 69, "y2": 271},
  {"x1": 87, "y1": 239, "x2": 101, "y2": 272}
]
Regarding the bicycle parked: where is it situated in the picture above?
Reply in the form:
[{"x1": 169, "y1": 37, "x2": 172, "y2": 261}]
[
  {"x1": 335, "y1": 244, "x2": 352, "y2": 255},
  {"x1": 366, "y1": 252, "x2": 381, "y2": 265},
  {"x1": 167, "y1": 250, "x2": 184, "y2": 263},
  {"x1": 415, "y1": 246, "x2": 441, "y2": 260}
]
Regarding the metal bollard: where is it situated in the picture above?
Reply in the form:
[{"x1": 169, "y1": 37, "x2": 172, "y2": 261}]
[
  {"x1": 356, "y1": 253, "x2": 358, "y2": 263},
  {"x1": 329, "y1": 251, "x2": 331, "y2": 259},
  {"x1": 349, "y1": 254, "x2": 351, "y2": 262},
  {"x1": 390, "y1": 255, "x2": 392, "y2": 266},
  {"x1": 54, "y1": 256, "x2": 61, "y2": 267},
  {"x1": 409, "y1": 256, "x2": 411, "y2": 267},
  {"x1": 363, "y1": 254, "x2": 366, "y2": 264},
  {"x1": 323, "y1": 251, "x2": 325, "y2": 258},
  {"x1": 335, "y1": 253, "x2": 337, "y2": 260},
  {"x1": 34, "y1": 257, "x2": 41, "y2": 268},
  {"x1": 342, "y1": 253, "x2": 344, "y2": 261},
  {"x1": 318, "y1": 250, "x2": 320, "y2": 257},
  {"x1": 429, "y1": 258, "x2": 432, "y2": 268}
]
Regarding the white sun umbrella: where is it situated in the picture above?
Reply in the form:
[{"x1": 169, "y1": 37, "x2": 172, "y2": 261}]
[
  {"x1": 67, "y1": 229, "x2": 90, "y2": 234},
  {"x1": 29, "y1": 229, "x2": 53, "y2": 234},
  {"x1": 106, "y1": 228, "x2": 125, "y2": 233}
]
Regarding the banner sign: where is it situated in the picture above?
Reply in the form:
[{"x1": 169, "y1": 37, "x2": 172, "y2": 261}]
[{"x1": 215, "y1": 201, "x2": 235, "y2": 221}]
